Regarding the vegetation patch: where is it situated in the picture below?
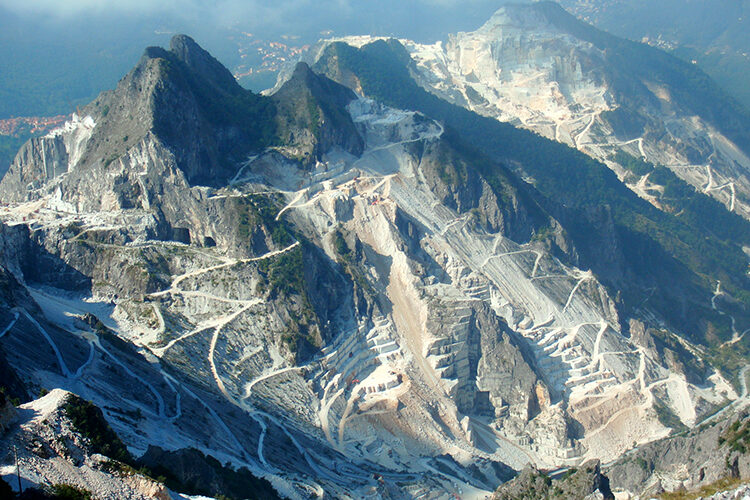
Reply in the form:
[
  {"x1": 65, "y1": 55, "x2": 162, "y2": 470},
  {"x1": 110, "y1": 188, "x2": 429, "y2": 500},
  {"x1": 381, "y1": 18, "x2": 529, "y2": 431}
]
[
  {"x1": 139, "y1": 446, "x2": 282, "y2": 500},
  {"x1": 708, "y1": 335, "x2": 750, "y2": 387},
  {"x1": 653, "y1": 399, "x2": 689, "y2": 434},
  {"x1": 62, "y1": 394, "x2": 133, "y2": 464},
  {"x1": 0, "y1": 134, "x2": 28, "y2": 174},
  {"x1": 153, "y1": 54, "x2": 278, "y2": 155},
  {"x1": 659, "y1": 476, "x2": 745, "y2": 500},
  {"x1": 49, "y1": 484, "x2": 94, "y2": 500},
  {"x1": 235, "y1": 194, "x2": 295, "y2": 247},
  {"x1": 332, "y1": 229, "x2": 375, "y2": 295},
  {"x1": 719, "y1": 416, "x2": 750, "y2": 454},
  {"x1": 256, "y1": 243, "x2": 320, "y2": 356}
]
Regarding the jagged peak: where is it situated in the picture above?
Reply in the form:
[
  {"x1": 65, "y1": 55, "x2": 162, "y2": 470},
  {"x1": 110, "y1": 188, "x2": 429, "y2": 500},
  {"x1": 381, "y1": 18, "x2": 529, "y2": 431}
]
[
  {"x1": 169, "y1": 33, "x2": 200, "y2": 55},
  {"x1": 290, "y1": 61, "x2": 315, "y2": 80},
  {"x1": 141, "y1": 45, "x2": 170, "y2": 61},
  {"x1": 272, "y1": 61, "x2": 363, "y2": 161},
  {"x1": 283, "y1": 61, "x2": 332, "y2": 91},
  {"x1": 274, "y1": 61, "x2": 358, "y2": 109},
  {"x1": 168, "y1": 34, "x2": 239, "y2": 92},
  {"x1": 135, "y1": 34, "x2": 242, "y2": 97}
]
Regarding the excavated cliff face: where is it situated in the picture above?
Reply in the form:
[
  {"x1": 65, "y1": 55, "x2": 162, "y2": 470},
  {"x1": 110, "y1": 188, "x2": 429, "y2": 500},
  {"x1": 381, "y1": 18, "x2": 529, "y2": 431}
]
[
  {"x1": 0, "y1": 35, "x2": 741, "y2": 498},
  {"x1": 0, "y1": 118, "x2": 93, "y2": 203},
  {"x1": 326, "y1": 3, "x2": 750, "y2": 220}
]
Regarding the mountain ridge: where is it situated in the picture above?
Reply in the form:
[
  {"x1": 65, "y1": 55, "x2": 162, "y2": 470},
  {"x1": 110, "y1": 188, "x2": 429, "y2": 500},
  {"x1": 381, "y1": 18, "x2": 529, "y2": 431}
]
[{"x1": 0, "y1": 29, "x2": 748, "y2": 499}]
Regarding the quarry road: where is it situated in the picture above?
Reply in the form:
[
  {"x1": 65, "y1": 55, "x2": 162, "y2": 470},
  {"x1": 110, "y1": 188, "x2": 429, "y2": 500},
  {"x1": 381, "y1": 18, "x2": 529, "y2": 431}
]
[
  {"x1": 153, "y1": 260, "x2": 237, "y2": 296},
  {"x1": 699, "y1": 365, "x2": 750, "y2": 426},
  {"x1": 152, "y1": 241, "x2": 300, "y2": 298},
  {"x1": 713, "y1": 281, "x2": 746, "y2": 347},
  {"x1": 319, "y1": 388, "x2": 344, "y2": 447},
  {"x1": 152, "y1": 325, "x2": 212, "y2": 355},
  {"x1": 164, "y1": 290, "x2": 252, "y2": 305},
  {"x1": 152, "y1": 303, "x2": 165, "y2": 336},
  {"x1": 250, "y1": 414, "x2": 272, "y2": 471},
  {"x1": 178, "y1": 383, "x2": 249, "y2": 459},
  {"x1": 441, "y1": 214, "x2": 472, "y2": 236},
  {"x1": 93, "y1": 335, "x2": 166, "y2": 419},
  {"x1": 0, "y1": 309, "x2": 19, "y2": 338},
  {"x1": 573, "y1": 111, "x2": 597, "y2": 148},
  {"x1": 244, "y1": 365, "x2": 302, "y2": 400},
  {"x1": 268, "y1": 417, "x2": 342, "y2": 482},
  {"x1": 160, "y1": 371, "x2": 182, "y2": 422},
  {"x1": 632, "y1": 172, "x2": 664, "y2": 205},
  {"x1": 229, "y1": 154, "x2": 259, "y2": 185},
  {"x1": 73, "y1": 340, "x2": 96, "y2": 379},
  {"x1": 276, "y1": 189, "x2": 308, "y2": 220},
  {"x1": 208, "y1": 303, "x2": 260, "y2": 404},
  {"x1": 589, "y1": 321, "x2": 610, "y2": 371},
  {"x1": 562, "y1": 271, "x2": 593, "y2": 314},
  {"x1": 249, "y1": 241, "x2": 300, "y2": 261},
  {"x1": 21, "y1": 309, "x2": 72, "y2": 378},
  {"x1": 588, "y1": 136, "x2": 646, "y2": 159},
  {"x1": 481, "y1": 249, "x2": 542, "y2": 274},
  {"x1": 704, "y1": 165, "x2": 736, "y2": 212},
  {"x1": 206, "y1": 317, "x2": 344, "y2": 479},
  {"x1": 337, "y1": 388, "x2": 362, "y2": 450}
]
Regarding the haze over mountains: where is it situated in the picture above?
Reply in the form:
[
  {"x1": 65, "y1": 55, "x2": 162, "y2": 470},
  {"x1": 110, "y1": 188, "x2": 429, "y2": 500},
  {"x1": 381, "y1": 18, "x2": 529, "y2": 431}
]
[
  {"x1": 559, "y1": 0, "x2": 750, "y2": 110},
  {"x1": 0, "y1": 2, "x2": 749, "y2": 500}
]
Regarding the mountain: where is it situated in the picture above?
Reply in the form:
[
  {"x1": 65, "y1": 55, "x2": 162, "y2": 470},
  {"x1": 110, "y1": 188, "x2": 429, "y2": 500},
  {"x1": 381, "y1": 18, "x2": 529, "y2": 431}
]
[
  {"x1": 0, "y1": 28, "x2": 749, "y2": 500},
  {"x1": 557, "y1": 0, "x2": 750, "y2": 112},
  {"x1": 310, "y1": 36, "x2": 750, "y2": 361},
  {"x1": 310, "y1": 2, "x2": 750, "y2": 224},
  {"x1": 301, "y1": 0, "x2": 750, "y2": 374}
]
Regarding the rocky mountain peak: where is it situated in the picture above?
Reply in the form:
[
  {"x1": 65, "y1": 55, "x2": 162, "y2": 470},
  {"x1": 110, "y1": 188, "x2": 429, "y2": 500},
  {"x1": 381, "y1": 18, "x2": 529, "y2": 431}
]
[
  {"x1": 167, "y1": 34, "x2": 243, "y2": 96},
  {"x1": 272, "y1": 61, "x2": 364, "y2": 162},
  {"x1": 289, "y1": 61, "x2": 316, "y2": 81},
  {"x1": 279, "y1": 61, "x2": 360, "y2": 111}
]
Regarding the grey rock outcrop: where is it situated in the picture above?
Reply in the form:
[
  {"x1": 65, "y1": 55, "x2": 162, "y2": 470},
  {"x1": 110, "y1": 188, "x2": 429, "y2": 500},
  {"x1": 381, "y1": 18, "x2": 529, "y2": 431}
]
[
  {"x1": 493, "y1": 460, "x2": 614, "y2": 500},
  {"x1": 606, "y1": 412, "x2": 750, "y2": 496}
]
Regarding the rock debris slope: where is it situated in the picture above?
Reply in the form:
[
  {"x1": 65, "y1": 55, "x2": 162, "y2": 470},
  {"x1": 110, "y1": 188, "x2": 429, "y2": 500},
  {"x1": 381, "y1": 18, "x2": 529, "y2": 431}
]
[
  {"x1": 0, "y1": 32, "x2": 745, "y2": 499},
  {"x1": 0, "y1": 389, "x2": 172, "y2": 500}
]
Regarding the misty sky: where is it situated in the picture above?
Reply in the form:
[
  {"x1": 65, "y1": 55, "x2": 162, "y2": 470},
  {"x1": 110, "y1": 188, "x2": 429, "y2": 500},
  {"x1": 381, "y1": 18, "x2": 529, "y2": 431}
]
[
  {"x1": 0, "y1": 0, "x2": 527, "y2": 41},
  {"x1": 0, "y1": 0, "x2": 530, "y2": 118}
]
